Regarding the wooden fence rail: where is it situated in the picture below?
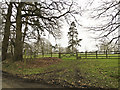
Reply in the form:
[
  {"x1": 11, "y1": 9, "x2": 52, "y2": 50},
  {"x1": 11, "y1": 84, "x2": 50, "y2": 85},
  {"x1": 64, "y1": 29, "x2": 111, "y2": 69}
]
[
  {"x1": 24, "y1": 50, "x2": 120, "y2": 59},
  {"x1": 60, "y1": 51, "x2": 120, "y2": 59}
]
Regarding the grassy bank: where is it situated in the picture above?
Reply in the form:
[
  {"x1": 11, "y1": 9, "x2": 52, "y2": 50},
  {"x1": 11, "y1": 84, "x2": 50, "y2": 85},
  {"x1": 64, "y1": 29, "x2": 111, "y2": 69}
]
[{"x1": 2, "y1": 58, "x2": 119, "y2": 88}]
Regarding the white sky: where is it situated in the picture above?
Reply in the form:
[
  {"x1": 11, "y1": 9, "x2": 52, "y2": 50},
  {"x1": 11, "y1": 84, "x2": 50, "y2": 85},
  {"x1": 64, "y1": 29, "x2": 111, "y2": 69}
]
[
  {"x1": 47, "y1": 0, "x2": 104, "y2": 52},
  {"x1": 47, "y1": 0, "x2": 118, "y2": 52},
  {"x1": 0, "y1": 0, "x2": 116, "y2": 52},
  {"x1": 47, "y1": 20, "x2": 100, "y2": 52}
]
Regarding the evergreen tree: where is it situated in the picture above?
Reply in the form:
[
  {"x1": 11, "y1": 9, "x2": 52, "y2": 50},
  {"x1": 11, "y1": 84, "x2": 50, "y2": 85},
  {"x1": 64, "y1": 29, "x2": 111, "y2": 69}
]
[{"x1": 68, "y1": 21, "x2": 82, "y2": 53}]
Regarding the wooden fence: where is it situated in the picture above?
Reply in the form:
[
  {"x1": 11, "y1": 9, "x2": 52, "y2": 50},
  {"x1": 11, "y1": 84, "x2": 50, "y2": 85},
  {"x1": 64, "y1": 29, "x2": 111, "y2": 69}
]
[
  {"x1": 59, "y1": 51, "x2": 120, "y2": 59},
  {"x1": 24, "y1": 50, "x2": 120, "y2": 59}
]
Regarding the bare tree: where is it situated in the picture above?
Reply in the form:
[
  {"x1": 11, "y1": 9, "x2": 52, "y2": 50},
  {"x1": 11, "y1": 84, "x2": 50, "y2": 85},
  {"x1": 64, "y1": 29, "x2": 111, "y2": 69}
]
[
  {"x1": 99, "y1": 38, "x2": 119, "y2": 52},
  {"x1": 2, "y1": 2, "x2": 13, "y2": 60},
  {"x1": 1, "y1": 1, "x2": 81, "y2": 61},
  {"x1": 33, "y1": 38, "x2": 52, "y2": 56},
  {"x1": 87, "y1": 0, "x2": 120, "y2": 46},
  {"x1": 0, "y1": 2, "x2": 3, "y2": 60}
]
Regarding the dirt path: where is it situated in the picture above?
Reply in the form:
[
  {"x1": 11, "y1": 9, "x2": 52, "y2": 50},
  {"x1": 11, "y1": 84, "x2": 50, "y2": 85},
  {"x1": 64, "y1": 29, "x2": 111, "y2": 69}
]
[{"x1": 2, "y1": 72, "x2": 61, "y2": 88}]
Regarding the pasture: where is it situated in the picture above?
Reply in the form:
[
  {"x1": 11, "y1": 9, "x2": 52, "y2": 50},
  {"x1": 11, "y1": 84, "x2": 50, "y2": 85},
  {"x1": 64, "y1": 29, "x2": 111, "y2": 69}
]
[{"x1": 3, "y1": 54, "x2": 119, "y2": 88}]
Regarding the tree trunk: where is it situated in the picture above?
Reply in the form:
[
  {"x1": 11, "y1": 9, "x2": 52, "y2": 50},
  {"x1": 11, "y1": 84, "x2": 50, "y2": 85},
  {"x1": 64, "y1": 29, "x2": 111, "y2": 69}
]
[
  {"x1": 2, "y1": 3, "x2": 13, "y2": 61},
  {"x1": 14, "y1": 3, "x2": 23, "y2": 61},
  {"x1": 22, "y1": 16, "x2": 28, "y2": 42}
]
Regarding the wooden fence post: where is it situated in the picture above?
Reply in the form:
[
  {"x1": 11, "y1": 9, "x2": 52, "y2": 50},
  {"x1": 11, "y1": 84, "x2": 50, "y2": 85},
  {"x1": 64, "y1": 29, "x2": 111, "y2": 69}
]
[
  {"x1": 76, "y1": 51, "x2": 78, "y2": 60},
  {"x1": 96, "y1": 51, "x2": 98, "y2": 59},
  {"x1": 85, "y1": 51, "x2": 87, "y2": 59},
  {"x1": 51, "y1": 51, "x2": 52, "y2": 57},
  {"x1": 42, "y1": 52, "x2": 44, "y2": 57},
  {"x1": 106, "y1": 50, "x2": 108, "y2": 58},
  {"x1": 59, "y1": 52, "x2": 61, "y2": 58},
  {"x1": 24, "y1": 49, "x2": 27, "y2": 67}
]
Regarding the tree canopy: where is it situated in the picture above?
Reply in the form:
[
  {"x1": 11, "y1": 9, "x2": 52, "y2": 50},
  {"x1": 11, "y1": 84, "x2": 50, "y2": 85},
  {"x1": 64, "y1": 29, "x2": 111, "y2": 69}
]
[
  {"x1": 88, "y1": 0, "x2": 120, "y2": 45},
  {"x1": 1, "y1": 1, "x2": 81, "y2": 61}
]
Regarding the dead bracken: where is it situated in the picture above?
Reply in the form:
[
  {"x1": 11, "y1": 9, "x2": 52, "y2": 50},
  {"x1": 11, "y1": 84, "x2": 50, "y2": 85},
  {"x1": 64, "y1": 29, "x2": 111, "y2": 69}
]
[{"x1": 23, "y1": 57, "x2": 62, "y2": 68}]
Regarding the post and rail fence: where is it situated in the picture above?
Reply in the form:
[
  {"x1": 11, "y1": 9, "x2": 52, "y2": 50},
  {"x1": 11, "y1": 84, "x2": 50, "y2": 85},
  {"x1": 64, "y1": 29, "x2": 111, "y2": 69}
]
[
  {"x1": 58, "y1": 50, "x2": 120, "y2": 59},
  {"x1": 23, "y1": 50, "x2": 120, "y2": 60}
]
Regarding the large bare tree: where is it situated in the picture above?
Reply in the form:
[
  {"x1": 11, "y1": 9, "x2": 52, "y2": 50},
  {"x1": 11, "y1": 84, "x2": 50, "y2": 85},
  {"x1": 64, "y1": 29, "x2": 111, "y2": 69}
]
[
  {"x1": 2, "y1": 2, "x2": 13, "y2": 60},
  {"x1": 87, "y1": 0, "x2": 120, "y2": 46},
  {"x1": 1, "y1": 1, "x2": 81, "y2": 61}
]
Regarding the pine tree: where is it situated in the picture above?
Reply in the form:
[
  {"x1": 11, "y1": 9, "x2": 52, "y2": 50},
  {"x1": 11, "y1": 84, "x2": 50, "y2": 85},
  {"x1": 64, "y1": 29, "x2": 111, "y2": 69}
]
[{"x1": 68, "y1": 21, "x2": 82, "y2": 53}]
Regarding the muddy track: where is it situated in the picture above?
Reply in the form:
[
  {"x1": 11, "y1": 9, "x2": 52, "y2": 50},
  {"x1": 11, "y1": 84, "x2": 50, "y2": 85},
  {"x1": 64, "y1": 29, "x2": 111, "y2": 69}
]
[
  {"x1": 2, "y1": 70, "x2": 77, "y2": 88},
  {"x1": 3, "y1": 69, "x2": 77, "y2": 88},
  {"x1": 2, "y1": 71, "x2": 62, "y2": 88},
  {"x1": 2, "y1": 71, "x2": 117, "y2": 89}
]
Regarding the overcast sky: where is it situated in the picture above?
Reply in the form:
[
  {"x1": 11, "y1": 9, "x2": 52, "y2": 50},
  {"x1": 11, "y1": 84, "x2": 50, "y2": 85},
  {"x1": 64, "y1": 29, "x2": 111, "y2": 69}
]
[
  {"x1": 47, "y1": 0, "x2": 118, "y2": 52},
  {"x1": 0, "y1": 0, "x2": 115, "y2": 52},
  {"x1": 46, "y1": 0, "x2": 104, "y2": 52}
]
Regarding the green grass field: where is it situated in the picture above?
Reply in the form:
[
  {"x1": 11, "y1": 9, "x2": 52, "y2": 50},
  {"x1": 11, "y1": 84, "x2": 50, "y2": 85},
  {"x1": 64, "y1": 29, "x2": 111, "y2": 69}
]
[{"x1": 3, "y1": 57, "x2": 119, "y2": 88}]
